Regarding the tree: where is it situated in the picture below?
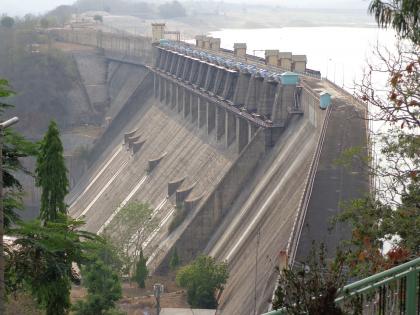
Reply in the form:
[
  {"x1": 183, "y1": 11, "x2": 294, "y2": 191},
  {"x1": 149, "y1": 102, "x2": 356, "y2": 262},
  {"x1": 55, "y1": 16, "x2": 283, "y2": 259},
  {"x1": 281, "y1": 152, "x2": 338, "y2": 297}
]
[
  {"x1": 36, "y1": 120, "x2": 69, "y2": 222},
  {"x1": 334, "y1": 0, "x2": 419, "y2": 276},
  {"x1": 158, "y1": 1, "x2": 187, "y2": 19},
  {"x1": 0, "y1": 78, "x2": 36, "y2": 314},
  {"x1": 73, "y1": 259, "x2": 122, "y2": 315},
  {"x1": 169, "y1": 247, "x2": 180, "y2": 271},
  {"x1": 272, "y1": 245, "x2": 348, "y2": 315},
  {"x1": 6, "y1": 215, "x2": 99, "y2": 315},
  {"x1": 176, "y1": 256, "x2": 228, "y2": 308},
  {"x1": 85, "y1": 235, "x2": 123, "y2": 274},
  {"x1": 133, "y1": 248, "x2": 148, "y2": 288},
  {"x1": 40, "y1": 18, "x2": 50, "y2": 28},
  {"x1": 368, "y1": 0, "x2": 419, "y2": 44},
  {"x1": 0, "y1": 16, "x2": 14, "y2": 28},
  {"x1": 0, "y1": 79, "x2": 37, "y2": 228},
  {"x1": 94, "y1": 15, "x2": 103, "y2": 23},
  {"x1": 102, "y1": 202, "x2": 158, "y2": 275}
]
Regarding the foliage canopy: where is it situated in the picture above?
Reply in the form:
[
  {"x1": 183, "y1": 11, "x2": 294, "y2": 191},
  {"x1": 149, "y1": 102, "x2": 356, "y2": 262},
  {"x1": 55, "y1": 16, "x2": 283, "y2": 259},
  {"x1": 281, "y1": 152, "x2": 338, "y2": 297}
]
[
  {"x1": 36, "y1": 120, "x2": 69, "y2": 222},
  {"x1": 369, "y1": 0, "x2": 420, "y2": 44},
  {"x1": 6, "y1": 215, "x2": 99, "y2": 315},
  {"x1": 176, "y1": 256, "x2": 228, "y2": 309}
]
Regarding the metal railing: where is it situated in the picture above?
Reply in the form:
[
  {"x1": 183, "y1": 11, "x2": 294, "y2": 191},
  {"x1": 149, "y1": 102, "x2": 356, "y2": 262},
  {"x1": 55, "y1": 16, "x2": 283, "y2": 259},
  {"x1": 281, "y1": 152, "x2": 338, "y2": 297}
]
[{"x1": 262, "y1": 257, "x2": 420, "y2": 315}]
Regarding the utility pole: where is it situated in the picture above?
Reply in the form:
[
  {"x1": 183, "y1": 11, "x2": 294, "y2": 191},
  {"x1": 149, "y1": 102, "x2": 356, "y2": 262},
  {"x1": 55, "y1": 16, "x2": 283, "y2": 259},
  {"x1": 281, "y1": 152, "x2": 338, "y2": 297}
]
[
  {"x1": 154, "y1": 283, "x2": 164, "y2": 315},
  {"x1": 254, "y1": 225, "x2": 261, "y2": 315},
  {"x1": 0, "y1": 116, "x2": 19, "y2": 314}
]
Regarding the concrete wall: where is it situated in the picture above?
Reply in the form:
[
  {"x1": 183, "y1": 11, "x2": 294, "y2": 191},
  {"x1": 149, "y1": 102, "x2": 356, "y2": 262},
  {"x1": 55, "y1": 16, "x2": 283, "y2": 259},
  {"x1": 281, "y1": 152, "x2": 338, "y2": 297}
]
[
  {"x1": 156, "y1": 127, "x2": 268, "y2": 271},
  {"x1": 50, "y1": 28, "x2": 153, "y2": 65},
  {"x1": 154, "y1": 47, "x2": 300, "y2": 132}
]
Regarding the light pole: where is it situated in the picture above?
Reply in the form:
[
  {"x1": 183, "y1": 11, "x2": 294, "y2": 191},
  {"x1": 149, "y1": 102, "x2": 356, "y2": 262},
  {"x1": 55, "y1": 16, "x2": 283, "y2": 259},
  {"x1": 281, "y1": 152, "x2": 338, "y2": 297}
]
[
  {"x1": 154, "y1": 283, "x2": 164, "y2": 315},
  {"x1": 0, "y1": 116, "x2": 19, "y2": 314}
]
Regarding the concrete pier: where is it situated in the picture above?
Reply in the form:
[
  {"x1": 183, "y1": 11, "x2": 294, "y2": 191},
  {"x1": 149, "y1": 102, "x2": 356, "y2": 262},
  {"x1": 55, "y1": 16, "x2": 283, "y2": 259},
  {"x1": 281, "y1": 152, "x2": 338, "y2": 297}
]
[
  {"x1": 165, "y1": 79, "x2": 171, "y2": 105},
  {"x1": 198, "y1": 98, "x2": 206, "y2": 129},
  {"x1": 233, "y1": 72, "x2": 251, "y2": 106},
  {"x1": 159, "y1": 77, "x2": 165, "y2": 102},
  {"x1": 191, "y1": 94, "x2": 198, "y2": 123},
  {"x1": 207, "y1": 101, "x2": 215, "y2": 134},
  {"x1": 237, "y1": 117, "x2": 249, "y2": 152},
  {"x1": 215, "y1": 69, "x2": 227, "y2": 96},
  {"x1": 259, "y1": 79, "x2": 277, "y2": 118},
  {"x1": 204, "y1": 66, "x2": 215, "y2": 90},
  {"x1": 245, "y1": 75, "x2": 263, "y2": 112},
  {"x1": 215, "y1": 107, "x2": 226, "y2": 140},
  {"x1": 225, "y1": 111, "x2": 236, "y2": 147},
  {"x1": 189, "y1": 60, "x2": 199, "y2": 83},
  {"x1": 176, "y1": 55, "x2": 184, "y2": 77},
  {"x1": 196, "y1": 62, "x2": 205, "y2": 87},
  {"x1": 182, "y1": 59, "x2": 191, "y2": 81},
  {"x1": 154, "y1": 74, "x2": 159, "y2": 99},
  {"x1": 183, "y1": 90, "x2": 191, "y2": 117},
  {"x1": 177, "y1": 87, "x2": 183, "y2": 113}
]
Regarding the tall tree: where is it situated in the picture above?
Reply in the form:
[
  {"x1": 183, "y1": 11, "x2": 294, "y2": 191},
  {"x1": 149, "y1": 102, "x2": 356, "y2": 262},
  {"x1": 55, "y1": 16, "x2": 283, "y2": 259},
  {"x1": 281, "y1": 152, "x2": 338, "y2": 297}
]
[
  {"x1": 133, "y1": 248, "x2": 148, "y2": 288},
  {"x1": 0, "y1": 78, "x2": 36, "y2": 314},
  {"x1": 36, "y1": 121, "x2": 68, "y2": 222},
  {"x1": 0, "y1": 79, "x2": 36, "y2": 227}
]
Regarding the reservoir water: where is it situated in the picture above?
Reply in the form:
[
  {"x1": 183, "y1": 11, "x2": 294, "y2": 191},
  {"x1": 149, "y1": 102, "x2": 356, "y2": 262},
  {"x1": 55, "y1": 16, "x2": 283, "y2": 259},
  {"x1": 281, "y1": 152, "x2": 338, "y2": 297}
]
[{"x1": 209, "y1": 27, "x2": 396, "y2": 92}]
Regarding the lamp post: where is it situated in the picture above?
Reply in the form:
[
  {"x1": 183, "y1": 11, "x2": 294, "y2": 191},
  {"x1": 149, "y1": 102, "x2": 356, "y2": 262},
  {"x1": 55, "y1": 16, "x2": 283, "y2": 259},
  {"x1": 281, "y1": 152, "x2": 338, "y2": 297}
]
[
  {"x1": 154, "y1": 283, "x2": 164, "y2": 315},
  {"x1": 0, "y1": 116, "x2": 19, "y2": 314}
]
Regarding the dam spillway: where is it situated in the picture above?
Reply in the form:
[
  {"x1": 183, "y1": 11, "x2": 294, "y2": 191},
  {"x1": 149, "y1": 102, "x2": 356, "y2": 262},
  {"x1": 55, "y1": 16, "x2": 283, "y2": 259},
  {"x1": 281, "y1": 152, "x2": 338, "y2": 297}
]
[{"x1": 58, "y1": 25, "x2": 369, "y2": 314}]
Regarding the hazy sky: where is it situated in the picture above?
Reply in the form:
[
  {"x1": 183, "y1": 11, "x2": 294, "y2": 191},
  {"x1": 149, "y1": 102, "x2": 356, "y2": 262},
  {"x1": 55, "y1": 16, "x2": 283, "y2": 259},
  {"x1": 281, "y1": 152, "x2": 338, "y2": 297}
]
[
  {"x1": 1, "y1": 0, "x2": 370, "y2": 17},
  {"x1": 1, "y1": 0, "x2": 75, "y2": 16}
]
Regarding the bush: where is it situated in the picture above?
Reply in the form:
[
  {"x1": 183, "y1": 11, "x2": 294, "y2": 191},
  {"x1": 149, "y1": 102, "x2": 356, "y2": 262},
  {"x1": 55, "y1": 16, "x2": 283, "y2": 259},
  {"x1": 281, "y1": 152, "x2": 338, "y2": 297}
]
[
  {"x1": 158, "y1": 1, "x2": 186, "y2": 18},
  {"x1": 73, "y1": 259, "x2": 122, "y2": 315},
  {"x1": 176, "y1": 256, "x2": 228, "y2": 308}
]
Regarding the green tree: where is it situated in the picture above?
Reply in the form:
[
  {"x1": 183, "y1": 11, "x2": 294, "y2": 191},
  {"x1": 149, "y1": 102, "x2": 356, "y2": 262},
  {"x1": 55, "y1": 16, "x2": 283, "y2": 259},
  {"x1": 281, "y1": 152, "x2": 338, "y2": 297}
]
[
  {"x1": 36, "y1": 120, "x2": 69, "y2": 222},
  {"x1": 94, "y1": 15, "x2": 103, "y2": 23},
  {"x1": 0, "y1": 16, "x2": 15, "y2": 28},
  {"x1": 133, "y1": 248, "x2": 148, "y2": 288},
  {"x1": 0, "y1": 79, "x2": 37, "y2": 228},
  {"x1": 176, "y1": 256, "x2": 228, "y2": 308},
  {"x1": 6, "y1": 215, "x2": 99, "y2": 315},
  {"x1": 369, "y1": 0, "x2": 419, "y2": 44},
  {"x1": 333, "y1": 0, "x2": 419, "y2": 278},
  {"x1": 272, "y1": 245, "x2": 348, "y2": 315},
  {"x1": 158, "y1": 1, "x2": 187, "y2": 18},
  {"x1": 40, "y1": 18, "x2": 50, "y2": 28},
  {"x1": 169, "y1": 247, "x2": 180, "y2": 271},
  {"x1": 85, "y1": 235, "x2": 123, "y2": 274},
  {"x1": 102, "y1": 202, "x2": 158, "y2": 275},
  {"x1": 0, "y1": 78, "x2": 36, "y2": 314},
  {"x1": 73, "y1": 259, "x2": 122, "y2": 315}
]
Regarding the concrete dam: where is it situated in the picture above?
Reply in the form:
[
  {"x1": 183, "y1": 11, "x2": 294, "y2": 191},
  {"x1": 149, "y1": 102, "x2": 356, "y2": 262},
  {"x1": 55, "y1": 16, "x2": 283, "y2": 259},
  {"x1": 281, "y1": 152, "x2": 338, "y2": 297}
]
[{"x1": 55, "y1": 24, "x2": 369, "y2": 314}]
